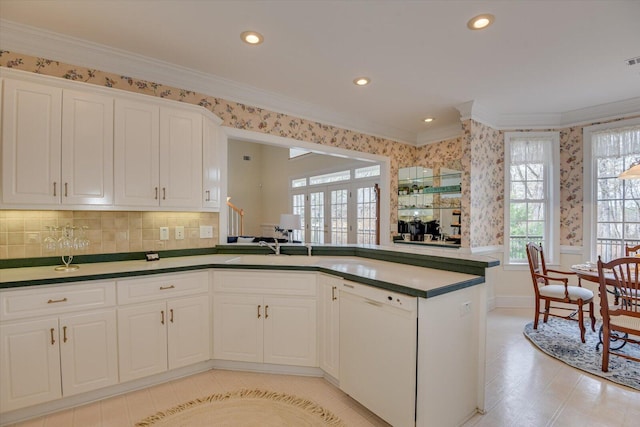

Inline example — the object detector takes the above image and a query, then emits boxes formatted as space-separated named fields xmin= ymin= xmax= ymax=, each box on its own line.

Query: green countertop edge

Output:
xmin=0 ymin=245 xmax=499 ymax=297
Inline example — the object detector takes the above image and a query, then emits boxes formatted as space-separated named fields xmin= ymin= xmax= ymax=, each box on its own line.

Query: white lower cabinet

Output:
xmin=0 ymin=281 xmax=117 ymax=413
xmin=318 ymin=274 xmax=340 ymax=379
xmin=212 ymin=271 xmax=317 ymax=367
xmin=116 ymin=272 xmax=210 ymax=383
xmin=0 ymin=317 xmax=62 ymax=412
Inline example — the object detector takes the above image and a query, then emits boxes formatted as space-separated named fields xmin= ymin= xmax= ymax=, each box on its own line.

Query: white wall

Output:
xmin=227 ymin=140 xmax=264 ymax=236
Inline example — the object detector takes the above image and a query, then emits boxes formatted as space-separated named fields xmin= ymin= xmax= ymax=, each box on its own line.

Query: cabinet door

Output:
xmin=114 ymin=99 xmax=160 ymax=206
xmin=61 ymin=90 xmax=114 ymax=205
xmin=159 ymin=107 xmax=202 ymax=207
xmin=213 ymin=294 xmax=263 ymax=363
xmin=319 ymin=277 xmax=340 ymax=379
xmin=168 ymin=295 xmax=210 ymax=369
xmin=263 ymin=296 xmax=317 ymax=367
xmin=117 ymin=302 xmax=167 ymax=382
xmin=0 ymin=318 xmax=61 ymax=412
xmin=2 ymin=79 xmax=62 ymax=205
xmin=202 ymin=116 xmax=222 ymax=210
xmin=59 ymin=310 xmax=118 ymax=397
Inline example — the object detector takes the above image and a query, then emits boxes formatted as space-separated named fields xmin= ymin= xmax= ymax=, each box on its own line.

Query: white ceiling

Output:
xmin=1 ymin=0 xmax=639 ymax=145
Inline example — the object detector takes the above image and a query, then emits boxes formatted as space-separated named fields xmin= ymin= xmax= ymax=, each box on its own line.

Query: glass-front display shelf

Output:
xmin=398 ymin=171 xmax=461 ymax=213
xmin=398 ymin=167 xmax=462 ymax=243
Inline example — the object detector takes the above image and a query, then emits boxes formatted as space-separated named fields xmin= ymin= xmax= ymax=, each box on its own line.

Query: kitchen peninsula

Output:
xmin=0 ymin=245 xmax=498 ymax=427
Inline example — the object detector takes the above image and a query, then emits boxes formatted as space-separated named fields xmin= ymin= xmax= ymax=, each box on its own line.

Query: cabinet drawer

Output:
xmin=117 ymin=271 xmax=208 ymax=304
xmin=0 ymin=281 xmax=116 ymax=321
xmin=213 ymin=270 xmax=316 ymax=296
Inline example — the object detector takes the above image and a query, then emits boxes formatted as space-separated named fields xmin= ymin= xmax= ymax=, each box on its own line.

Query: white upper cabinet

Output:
xmin=202 ymin=116 xmax=222 ymax=210
xmin=1 ymin=79 xmax=114 ymax=206
xmin=1 ymin=68 xmax=222 ymax=211
xmin=159 ymin=106 xmax=202 ymax=208
xmin=2 ymin=79 xmax=63 ymax=205
xmin=114 ymin=101 xmax=203 ymax=209
xmin=61 ymin=90 xmax=114 ymax=205
xmin=114 ymin=99 xmax=160 ymax=207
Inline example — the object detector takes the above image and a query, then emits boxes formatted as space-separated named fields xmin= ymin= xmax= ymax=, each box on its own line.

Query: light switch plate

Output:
xmin=175 ymin=226 xmax=185 ymax=240
xmin=160 ymin=227 xmax=169 ymax=240
xmin=200 ymin=225 xmax=213 ymax=238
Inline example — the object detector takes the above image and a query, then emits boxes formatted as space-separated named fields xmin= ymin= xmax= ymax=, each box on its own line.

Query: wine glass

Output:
xmin=43 ymin=226 xmax=58 ymax=252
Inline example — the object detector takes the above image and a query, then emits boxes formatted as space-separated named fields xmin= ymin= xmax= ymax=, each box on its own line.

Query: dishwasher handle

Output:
xmin=365 ymin=299 xmax=383 ymax=307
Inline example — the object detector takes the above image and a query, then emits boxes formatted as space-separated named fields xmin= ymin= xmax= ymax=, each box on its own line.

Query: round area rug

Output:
xmin=523 ymin=318 xmax=640 ymax=391
xmin=135 ymin=388 xmax=346 ymax=426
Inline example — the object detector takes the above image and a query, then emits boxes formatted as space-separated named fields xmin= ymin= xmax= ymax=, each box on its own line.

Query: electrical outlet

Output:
xmin=200 ymin=225 xmax=213 ymax=238
xmin=159 ymin=227 xmax=169 ymax=240
xmin=175 ymin=226 xmax=185 ymax=240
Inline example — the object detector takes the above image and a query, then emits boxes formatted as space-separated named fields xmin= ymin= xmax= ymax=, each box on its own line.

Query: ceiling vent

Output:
xmin=626 ymin=56 xmax=640 ymax=66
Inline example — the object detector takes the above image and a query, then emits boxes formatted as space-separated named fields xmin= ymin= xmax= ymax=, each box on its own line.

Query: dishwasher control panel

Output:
xmin=339 ymin=280 xmax=417 ymax=311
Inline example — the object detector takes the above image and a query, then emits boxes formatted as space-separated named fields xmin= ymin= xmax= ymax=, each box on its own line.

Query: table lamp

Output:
xmin=279 ymin=214 xmax=301 ymax=243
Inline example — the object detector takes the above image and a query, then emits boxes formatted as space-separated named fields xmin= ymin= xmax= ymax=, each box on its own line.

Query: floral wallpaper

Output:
xmin=560 ymin=126 xmax=584 ymax=245
xmin=467 ymin=120 xmax=504 ymax=248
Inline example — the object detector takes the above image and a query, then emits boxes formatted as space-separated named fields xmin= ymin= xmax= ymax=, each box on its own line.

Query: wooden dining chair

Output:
xmin=526 ymin=242 xmax=596 ymax=342
xmin=624 ymin=243 xmax=640 ymax=256
xmin=596 ymin=256 xmax=640 ymax=372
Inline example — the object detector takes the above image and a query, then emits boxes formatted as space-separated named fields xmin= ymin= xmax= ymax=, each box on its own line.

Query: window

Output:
xmin=291 ymin=178 xmax=307 ymax=188
xmin=309 ymin=170 xmax=351 ymax=185
xmin=504 ymin=132 xmax=560 ymax=265
xmin=355 ymin=164 xmax=380 ymax=179
xmin=330 ymin=187 xmax=349 ymax=244
xmin=356 ymin=185 xmax=378 ymax=244
xmin=584 ymin=119 xmax=640 ymax=261
xmin=291 ymin=192 xmax=306 ymax=242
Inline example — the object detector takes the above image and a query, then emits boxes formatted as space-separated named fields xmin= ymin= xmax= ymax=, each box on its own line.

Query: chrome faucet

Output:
xmin=259 ymin=240 xmax=280 ymax=255
xmin=306 ymin=244 xmax=313 ymax=256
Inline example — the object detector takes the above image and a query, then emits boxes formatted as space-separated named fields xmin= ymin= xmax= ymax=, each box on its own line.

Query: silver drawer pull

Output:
xmin=159 ymin=285 xmax=175 ymax=290
xmin=48 ymin=297 xmax=68 ymax=304
xmin=343 ymin=283 xmax=354 ymax=289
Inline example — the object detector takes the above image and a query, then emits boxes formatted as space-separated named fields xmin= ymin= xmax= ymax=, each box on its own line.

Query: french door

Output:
xmin=292 ymin=180 xmax=378 ymax=244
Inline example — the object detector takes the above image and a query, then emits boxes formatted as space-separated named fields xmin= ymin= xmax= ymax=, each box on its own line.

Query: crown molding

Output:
xmin=558 ymin=97 xmax=640 ymax=128
xmin=455 ymin=100 xmax=501 ymax=129
xmin=0 ymin=19 xmax=416 ymax=145
xmin=416 ymin=123 xmax=463 ymax=146
xmin=457 ymin=98 xmax=640 ymax=131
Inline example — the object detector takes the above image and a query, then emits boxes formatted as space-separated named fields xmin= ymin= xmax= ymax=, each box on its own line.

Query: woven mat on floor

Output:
xmin=135 ymin=388 xmax=346 ymax=426
xmin=524 ymin=318 xmax=640 ymax=391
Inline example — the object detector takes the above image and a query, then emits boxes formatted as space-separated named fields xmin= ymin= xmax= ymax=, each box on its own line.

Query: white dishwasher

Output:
xmin=339 ymin=281 xmax=417 ymax=427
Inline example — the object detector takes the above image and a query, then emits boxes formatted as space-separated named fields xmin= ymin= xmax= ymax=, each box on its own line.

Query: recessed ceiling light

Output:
xmin=467 ymin=14 xmax=494 ymax=30
xmin=353 ymin=77 xmax=371 ymax=86
xmin=424 ymin=117 xmax=434 ymax=123
xmin=241 ymin=31 xmax=264 ymax=45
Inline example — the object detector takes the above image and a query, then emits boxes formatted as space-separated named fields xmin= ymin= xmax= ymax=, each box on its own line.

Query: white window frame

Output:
xmin=504 ymin=131 xmax=560 ymax=266
xmin=583 ymin=117 xmax=640 ymax=262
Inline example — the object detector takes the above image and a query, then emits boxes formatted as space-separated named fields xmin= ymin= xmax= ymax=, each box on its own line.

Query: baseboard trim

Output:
xmin=493 ymin=296 xmax=534 ymax=308
xmin=211 ymin=360 xmax=324 ymax=377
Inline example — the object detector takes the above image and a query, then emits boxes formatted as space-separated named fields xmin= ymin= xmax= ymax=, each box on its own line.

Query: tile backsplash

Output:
xmin=0 ymin=210 xmax=219 ymax=260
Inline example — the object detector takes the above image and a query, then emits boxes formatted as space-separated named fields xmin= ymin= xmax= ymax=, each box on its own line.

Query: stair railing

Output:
xmin=227 ymin=197 xmax=245 ymax=236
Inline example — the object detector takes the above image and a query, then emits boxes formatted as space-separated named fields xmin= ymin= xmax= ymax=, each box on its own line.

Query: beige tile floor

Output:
xmin=5 ymin=308 xmax=639 ymax=427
